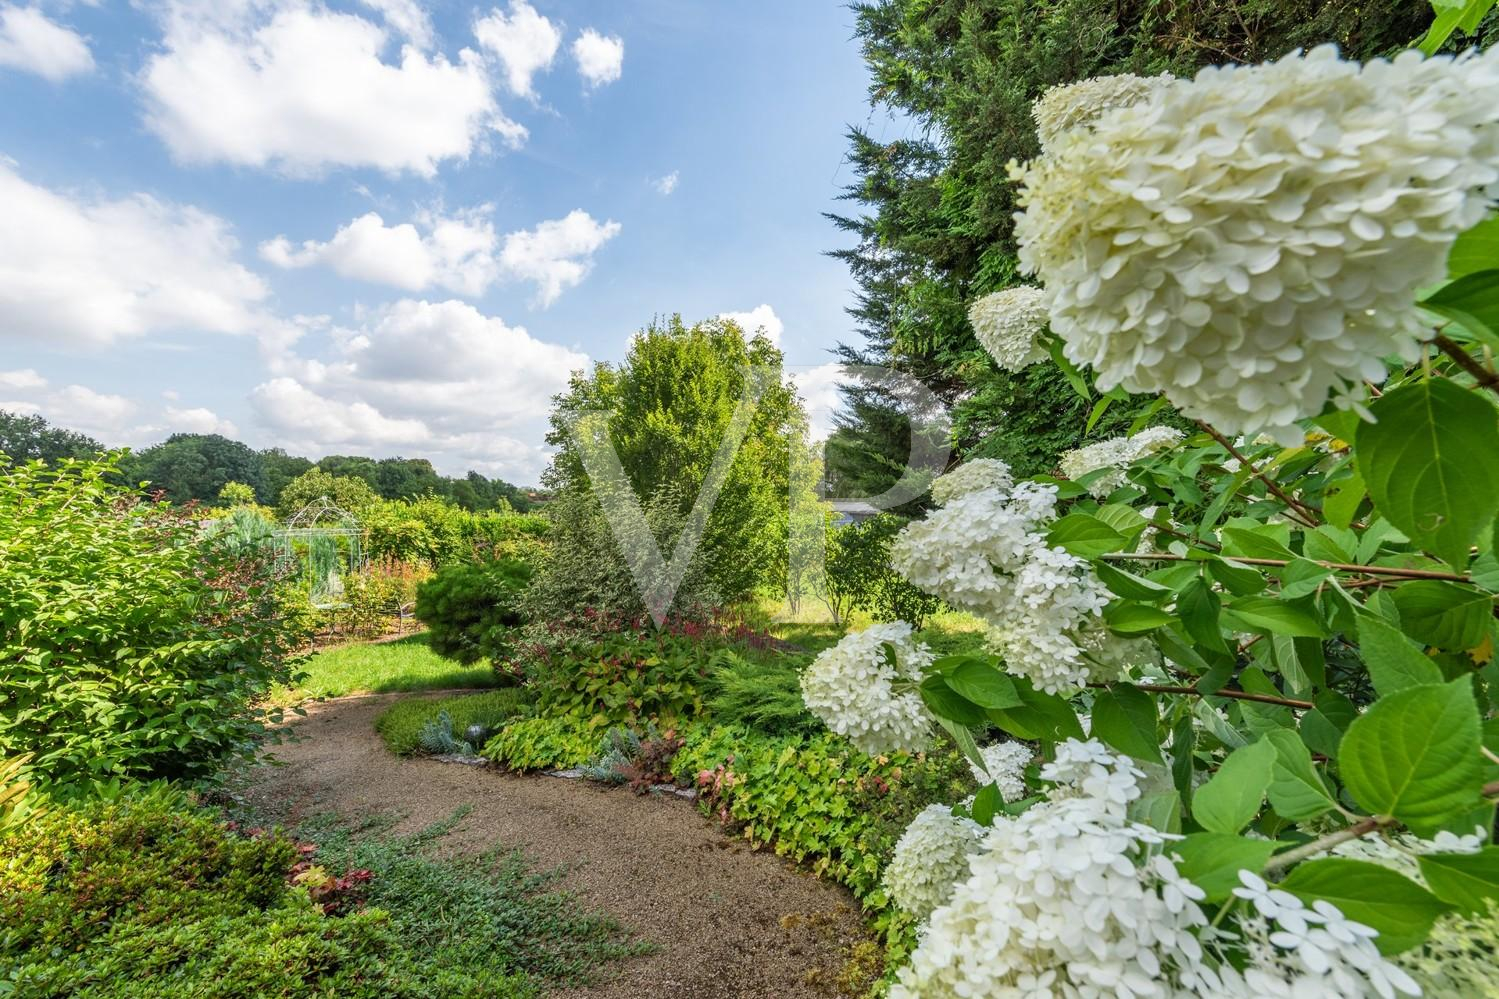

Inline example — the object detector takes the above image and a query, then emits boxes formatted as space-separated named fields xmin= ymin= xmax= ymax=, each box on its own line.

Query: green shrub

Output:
xmin=2 ymin=792 xmax=639 ymax=998
xmin=0 ymin=789 xmax=404 ymax=999
xmin=702 ymin=653 xmax=823 ymax=737
xmin=825 ymin=515 xmax=943 ymax=628
xmin=375 ymin=690 xmax=534 ymax=757
xmin=524 ymin=627 xmax=710 ymax=732
xmin=482 ymin=716 xmax=601 ymax=771
xmin=415 ymin=558 xmax=533 ymax=667
xmin=337 ymin=558 xmax=432 ymax=637
xmin=0 ymin=457 xmax=304 ymax=796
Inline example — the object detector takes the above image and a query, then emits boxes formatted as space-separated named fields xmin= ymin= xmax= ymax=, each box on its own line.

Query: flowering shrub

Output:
xmin=803 ymin=34 xmax=1499 ymax=997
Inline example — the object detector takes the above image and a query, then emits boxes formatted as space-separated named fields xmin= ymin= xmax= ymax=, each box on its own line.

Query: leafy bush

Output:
xmin=415 ymin=558 xmax=533 ymax=668
xmin=2 ymin=791 xmax=639 ymax=998
xmin=0 ymin=458 xmax=304 ymax=796
xmin=825 ymin=515 xmax=943 ymax=628
xmin=362 ymin=496 xmax=550 ymax=570
xmin=482 ymin=716 xmax=600 ymax=771
xmin=375 ymin=690 xmax=533 ymax=757
xmin=523 ymin=626 xmax=712 ymax=731
xmin=702 ymin=653 xmax=824 ymax=737
xmin=521 ymin=485 xmax=723 ymax=623
xmin=338 ymin=558 xmax=432 ymax=637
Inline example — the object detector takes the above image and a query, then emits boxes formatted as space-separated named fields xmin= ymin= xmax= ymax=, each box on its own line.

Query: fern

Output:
xmin=703 ymin=653 xmax=823 ymax=737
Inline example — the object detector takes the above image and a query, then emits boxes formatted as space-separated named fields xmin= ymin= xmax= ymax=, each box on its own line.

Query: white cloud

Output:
xmin=571 ymin=27 xmax=621 ymax=88
xmin=653 ymin=170 xmax=679 ymax=195
xmin=261 ymin=209 xmax=499 ymax=296
xmin=355 ymin=0 xmax=432 ymax=49
xmin=141 ymin=1 xmax=522 ymax=176
xmin=165 ymin=405 xmax=238 ymax=436
xmin=473 ymin=0 xmax=559 ymax=98
xmin=788 ymin=363 xmax=845 ymax=441
xmin=251 ymin=298 xmax=588 ymax=479
xmin=44 ymin=384 xmax=138 ymax=430
xmin=0 ymin=368 xmax=46 ymax=390
xmin=0 ymin=160 xmax=269 ymax=346
xmin=719 ymin=304 xmax=784 ymax=346
xmin=261 ymin=206 xmax=618 ymax=304
xmin=0 ymin=5 xmax=93 ymax=81
xmin=498 ymin=210 xmax=620 ymax=306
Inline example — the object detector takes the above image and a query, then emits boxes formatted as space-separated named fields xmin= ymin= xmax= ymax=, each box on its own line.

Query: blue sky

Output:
xmin=0 ymin=0 xmax=892 ymax=483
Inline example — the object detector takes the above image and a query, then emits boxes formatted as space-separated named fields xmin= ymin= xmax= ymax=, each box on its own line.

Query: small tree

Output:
xmin=217 ymin=481 xmax=257 ymax=507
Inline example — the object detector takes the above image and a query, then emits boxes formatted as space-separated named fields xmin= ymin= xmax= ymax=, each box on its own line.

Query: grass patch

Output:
xmin=375 ymin=689 xmax=534 ymax=756
xmin=271 ymin=633 xmax=500 ymax=706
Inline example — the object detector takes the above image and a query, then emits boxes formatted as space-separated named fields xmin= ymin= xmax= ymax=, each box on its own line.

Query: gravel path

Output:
xmin=239 ymin=695 xmax=870 ymax=999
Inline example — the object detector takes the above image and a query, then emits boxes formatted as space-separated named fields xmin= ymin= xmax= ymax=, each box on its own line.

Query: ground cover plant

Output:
xmin=375 ymin=689 xmax=533 ymax=757
xmin=0 ymin=789 xmax=641 ymax=998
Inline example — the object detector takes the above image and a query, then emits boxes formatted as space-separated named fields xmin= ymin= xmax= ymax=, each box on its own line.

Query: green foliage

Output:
xmin=539 ymin=315 xmax=802 ymax=615
xmin=2 ymin=791 xmax=638 ymax=997
xmin=291 ymin=811 xmax=645 ymax=989
xmin=702 ymin=654 xmax=824 ymax=737
xmin=1356 ymin=378 xmax=1499 ymax=568
xmin=523 ymin=627 xmax=712 ymax=732
xmin=216 ymin=480 xmax=258 ymax=506
xmin=0 ymin=458 xmax=303 ymax=795
xmin=0 ymin=410 xmax=101 ymax=464
xmin=124 ymin=434 xmax=270 ymax=505
xmin=415 ymin=558 xmax=534 ymax=667
xmin=276 ymin=467 xmax=381 ymax=518
xmin=375 ymin=690 xmax=534 ymax=757
xmin=336 ymin=558 xmax=432 ymax=638
xmin=361 ymin=495 xmax=547 ymax=569
xmin=483 ymin=715 xmax=600 ymax=771
xmin=520 ymin=485 xmax=721 ymax=622
xmin=825 ymin=514 xmax=943 ymax=627
xmin=677 ymin=725 xmax=973 ymax=960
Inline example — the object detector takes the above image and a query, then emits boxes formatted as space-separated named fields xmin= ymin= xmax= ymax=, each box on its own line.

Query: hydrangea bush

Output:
xmin=806 ymin=28 xmax=1499 ymax=997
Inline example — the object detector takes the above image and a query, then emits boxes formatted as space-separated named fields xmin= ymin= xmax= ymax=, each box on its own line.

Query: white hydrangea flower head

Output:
xmin=929 ymin=457 xmax=1014 ymax=506
xmin=890 ymin=480 xmax=1060 ymax=618
xmin=1059 ymin=426 xmax=1185 ymax=498
xmin=884 ymin=804 xmax=985 ymax=921
xmin=799 ymin=622 xmax=936 ymax=754
xmin=969 ymin=740 xmax=1032 ymax=801
xmin=967 ymin=287 xmax=1050 ymax=371
xmin=1329 ymin=825 xmax=1487 ymax=880
xmin=1032 ymin=72 xmax=1171 ymax=149
xmin=891 ymin=739 xmax=1223 ymax=998
xmin=1013 ymin=45 xmax=1499 ymax=441
xmin=1224 ymin=871 xmax=1421 ymax=998
xmin=892 ymin=471 xmax=1142 ymax=692
xmin=984 ymin=547 xmax=1131 ymax=693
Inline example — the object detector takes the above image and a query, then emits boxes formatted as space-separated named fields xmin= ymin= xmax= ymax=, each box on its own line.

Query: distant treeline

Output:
xmin=0 ymin=410 xmax=534 ymax=512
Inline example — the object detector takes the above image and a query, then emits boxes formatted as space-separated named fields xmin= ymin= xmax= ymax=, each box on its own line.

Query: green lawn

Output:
xmin=270 ymin=633 xmax=500 ymax=706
